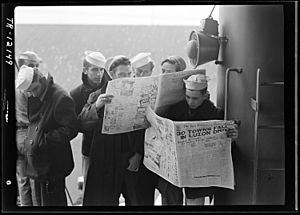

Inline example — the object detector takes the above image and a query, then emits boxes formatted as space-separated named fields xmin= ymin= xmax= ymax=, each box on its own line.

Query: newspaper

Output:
xmin=144 ymin=107 xmax=235 ymax=189
xmin=102 ymin=69 xmax=205 ymax=134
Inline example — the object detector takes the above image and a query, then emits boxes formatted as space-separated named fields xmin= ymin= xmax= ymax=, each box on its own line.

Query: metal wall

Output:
xmin=216 ymin=5 xmax=284 ymax=205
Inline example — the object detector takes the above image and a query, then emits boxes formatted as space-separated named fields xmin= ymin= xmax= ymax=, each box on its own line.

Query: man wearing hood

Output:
xmin=15 ymin=65 xmax=78 ymax=206
xmin=70 ymin=51 xmax=111 ymax=193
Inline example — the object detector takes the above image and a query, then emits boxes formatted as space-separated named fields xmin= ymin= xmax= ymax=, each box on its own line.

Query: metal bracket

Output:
xmin=250 ymin=98 xmax=258 ymax=112
xmin=218 ymin=36 xmax=229 ymax=43
xmin=215 ymin=36 xmax=229 ymax=65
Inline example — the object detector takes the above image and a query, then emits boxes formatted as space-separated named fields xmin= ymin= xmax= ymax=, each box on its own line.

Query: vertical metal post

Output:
xmin=252 ymin=68 xmax=261 ymax=205
xmin=224 ymin=67 xmax=243 ymax=120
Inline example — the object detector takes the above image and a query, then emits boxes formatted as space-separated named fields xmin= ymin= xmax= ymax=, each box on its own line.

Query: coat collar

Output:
xmin=38 ymin=73 xmax=53 ymax=102
xmin=186 ymin=99 xmax=212 ymax=118
xmin=81 ymin=70 xmax=111 ymax=93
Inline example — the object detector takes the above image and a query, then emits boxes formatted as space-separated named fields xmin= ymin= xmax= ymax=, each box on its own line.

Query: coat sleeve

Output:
xmin=210 ymin=106 xmax=237 ymax=148
xmin=77 ymin=86 xmax=107 ymax=132
xmin=77 ymin=102 xmax=104 ymax=131
xmin=70 ymin=88 xmax=83 ymax=116
xmin=214 ymin=107 xmax=224 ymax=120
xmin=70 ymin=88 xmax=97 ymax=133
xmin=15 ymin=89 xmax=29 ymax=125
xmin=45 ymin=95 xmax=79 ymax=143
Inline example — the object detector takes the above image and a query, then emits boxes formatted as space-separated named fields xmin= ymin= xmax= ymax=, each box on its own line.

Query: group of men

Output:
xmin=15 ymin=50 xmax=238 ymax=206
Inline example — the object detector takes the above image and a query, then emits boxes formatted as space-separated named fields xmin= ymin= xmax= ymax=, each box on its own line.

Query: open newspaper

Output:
xmin=102 ymin=69 xmax=205 ymax=134
xmin=144 ymin=106 xmax=235 ymax=189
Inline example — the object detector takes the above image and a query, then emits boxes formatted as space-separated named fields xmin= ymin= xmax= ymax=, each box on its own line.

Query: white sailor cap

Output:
xmin=130 ymin=52 xmax=152 ymax=68
xmin=84 ymin=50 xmax=106 ymax=68
xmin=184 ymin=74 xmax=208 ymax=90
xmin=15 ymin=65 xmax=34 ymax=91
xmin=19 ymin=51 xmax=43 ymax=63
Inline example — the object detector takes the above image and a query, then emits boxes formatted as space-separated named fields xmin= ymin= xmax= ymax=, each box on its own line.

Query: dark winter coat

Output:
xmin=79 ymin=84 xmax=143 ymax=206
xmin=158 ymin=99 xmax=224 ymax=199
xmin=70 ymin=71 xmax=111 ymax=156
xmin=24 ymin=73 xmax=78 ymax=181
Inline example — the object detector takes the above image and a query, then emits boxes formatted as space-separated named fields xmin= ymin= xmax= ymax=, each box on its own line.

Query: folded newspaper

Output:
xmin=102 ymin=69 xmax=205 ymax=134
xmin=144 ymin=106 xmax=235 ymax=189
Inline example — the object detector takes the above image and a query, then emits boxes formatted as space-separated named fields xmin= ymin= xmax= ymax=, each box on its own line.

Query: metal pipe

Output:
xmin=208 ymin=5 xmax=216 ymax=18
xmin=252 ymin=68 xmax=261 ymax=205
xmin=224 ymin=67 xmax=243 ymax=120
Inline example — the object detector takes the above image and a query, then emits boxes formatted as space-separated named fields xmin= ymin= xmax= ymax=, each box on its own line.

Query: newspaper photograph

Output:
xmin=102 ymin=69 xmax=205 ymax=134
xmin=144 ymin=107 xmax=235 ymax=189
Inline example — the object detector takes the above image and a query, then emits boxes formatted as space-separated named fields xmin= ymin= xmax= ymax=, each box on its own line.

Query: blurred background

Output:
xmin=15 ymin=5 xmax=220 ymax=205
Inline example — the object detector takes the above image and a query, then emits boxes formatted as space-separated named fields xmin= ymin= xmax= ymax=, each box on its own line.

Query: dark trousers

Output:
xmin=83 ymin=165 xmax=138 ymax=206
xmin=135 ymin=164 xmax=158 ymax=205
xmin=158 ymin=178 xmax=183 ymax=205
xmin=121 ymin=170 xmax=139 ymax=206
xmin=38 ymin=177 xmax=67 ymax=206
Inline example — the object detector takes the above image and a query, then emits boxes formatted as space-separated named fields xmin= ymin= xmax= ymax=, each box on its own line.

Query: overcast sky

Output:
xmin=15 ymin=5 xmax=219 ymax=26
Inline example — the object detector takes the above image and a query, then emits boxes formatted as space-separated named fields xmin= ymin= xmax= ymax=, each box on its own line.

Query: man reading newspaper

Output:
xmin=147 ymin=74 xmax=239 ymax=205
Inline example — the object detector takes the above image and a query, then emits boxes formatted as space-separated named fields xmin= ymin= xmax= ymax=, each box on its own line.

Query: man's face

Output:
xmin=161 ymin=62 xmax=177 ymax=74
xmin=114 ymin=65 xmax=132 ymax=79
xmin=23 ymin=59 xmax=39 ymax=69
xmin=185 ymin=89 xmax=206 ymax=109
xmin=134 ymin=63 xmax=153 ymax=77
xmin=85 ymin=65 xmax=105 ymax=85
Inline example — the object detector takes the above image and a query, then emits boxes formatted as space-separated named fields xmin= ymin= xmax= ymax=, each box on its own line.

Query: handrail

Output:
xmin=260 ymin=82 xmax=284 ymax=86
xmin=252 ymin=68 xmax=261 ymax=205
xmin=224 ymin=67 xmax=243 ymax=120
xmin=251 ymin=68 xmax=285 ymax=204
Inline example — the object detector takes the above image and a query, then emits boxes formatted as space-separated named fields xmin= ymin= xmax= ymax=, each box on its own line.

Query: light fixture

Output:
xmin=186 ymin=5 xmax=228 ymax=68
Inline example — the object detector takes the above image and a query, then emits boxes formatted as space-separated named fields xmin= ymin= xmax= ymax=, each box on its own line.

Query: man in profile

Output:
xmin=15 ymin=65 xmax=78 ymax=206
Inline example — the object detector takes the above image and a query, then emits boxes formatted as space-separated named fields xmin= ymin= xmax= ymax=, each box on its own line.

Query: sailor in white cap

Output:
xmin=130 ymin=52 xmax=154 ymax=77
xmin=126 ymin=52 xmax=156 ymax=205
xmin=183 ymin=74 xmax=210 ymax=109
xmin=15 ymin=65 xmax=35 ymax=91
xmin=17 ymin=51 xmax=43 ymax=69
xmin=157 ymin=73 xmax=239 ymax=206
xmin=70 ymin=50 xmax=112 ymax=195
xmin=82 ymin=50 xmax=108 ymax=88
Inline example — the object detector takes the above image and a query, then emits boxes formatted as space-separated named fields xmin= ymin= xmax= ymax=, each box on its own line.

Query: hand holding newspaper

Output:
xmin=143 ymin=106 xmax=235 ymax=189
xmin=102 ymin=69 xmax=205 ymax=134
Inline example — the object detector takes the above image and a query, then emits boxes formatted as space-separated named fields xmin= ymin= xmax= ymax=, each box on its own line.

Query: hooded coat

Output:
xmin=70 ymin=70 xmax=111 ymax=156
xmin=25 ymin=73 xmax=78 ymax=180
